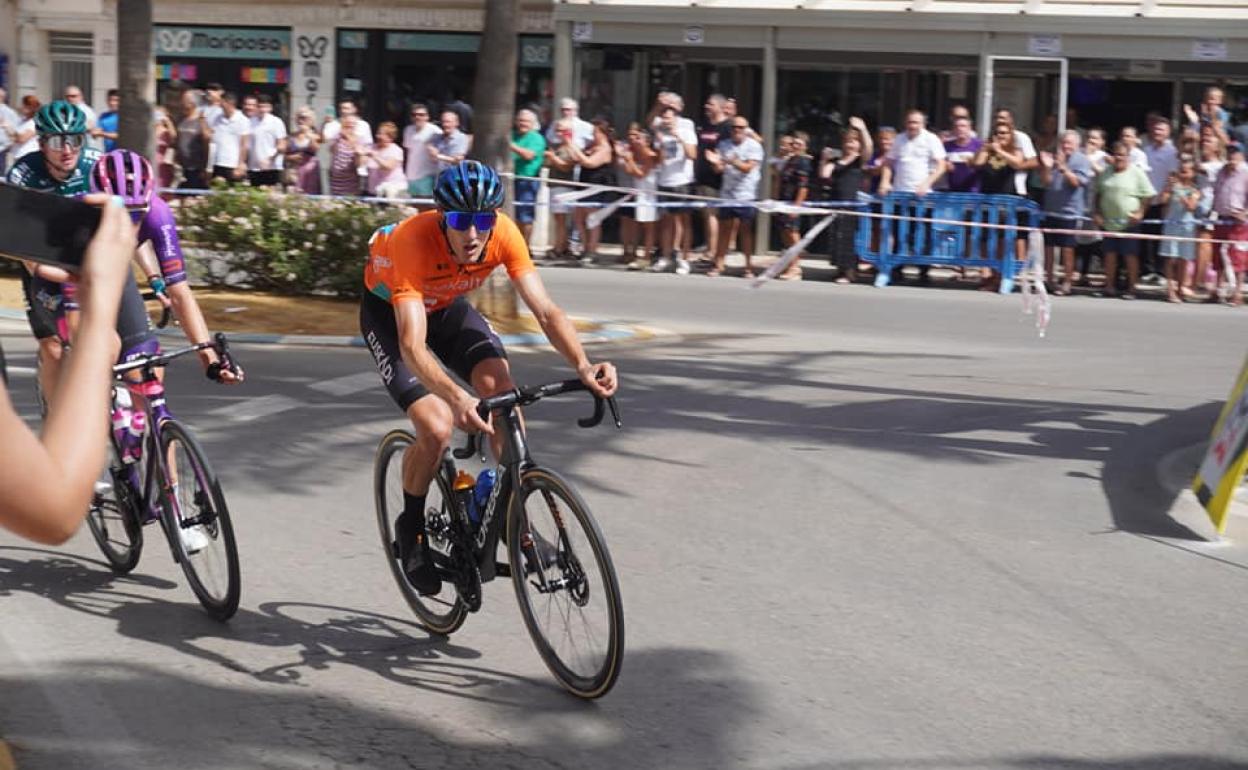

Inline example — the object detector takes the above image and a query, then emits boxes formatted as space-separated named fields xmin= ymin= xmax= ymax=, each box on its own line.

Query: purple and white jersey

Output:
xmin=139 ymin=196 xmax=188 ymax=286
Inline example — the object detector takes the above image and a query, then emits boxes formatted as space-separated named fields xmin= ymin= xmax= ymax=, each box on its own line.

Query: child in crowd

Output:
xmin=1158 ymin=157 xmax=1202 ymax=303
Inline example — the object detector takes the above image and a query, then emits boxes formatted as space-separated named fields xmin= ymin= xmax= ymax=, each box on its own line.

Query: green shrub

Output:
xmin=175 ymin=181 xmax=412 ymax=297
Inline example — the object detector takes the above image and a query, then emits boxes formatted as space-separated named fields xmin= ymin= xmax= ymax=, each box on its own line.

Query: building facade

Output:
xmin=1 ymin=0 xmax=554 ymax=130
xmin=552 ymin=0 xmax=1248 ymax=149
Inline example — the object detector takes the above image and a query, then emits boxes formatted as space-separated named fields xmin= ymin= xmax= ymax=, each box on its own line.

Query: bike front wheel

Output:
xmin=85 ymin=453 xmax=144 ymax=574
xmin=507 ymin=467 xmax=624 ymax=699
xmin=374 ymin=430 xmax=467 ymax=636
xmin=161 ymin=420 xmax=241 ymax=621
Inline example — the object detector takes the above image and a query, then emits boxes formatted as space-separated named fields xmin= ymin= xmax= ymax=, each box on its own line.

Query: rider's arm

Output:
xmin=513 ymin=271 xmax=617 ymax=398
xmin=0 ymin=198 xmax=131 ymax=544
xmin=394 ymin=299 xmax=487 ymax=429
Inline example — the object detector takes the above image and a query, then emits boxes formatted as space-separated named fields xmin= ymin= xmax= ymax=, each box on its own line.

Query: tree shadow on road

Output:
xmin=0 ymin=548 xmax=761 ymax=760
xmin=1 ymin=642 xmax=758 ymax=770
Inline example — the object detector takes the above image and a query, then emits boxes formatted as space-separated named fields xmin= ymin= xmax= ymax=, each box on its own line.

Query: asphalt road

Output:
xmin=1 ymin=267 xmax=1246 ymax=770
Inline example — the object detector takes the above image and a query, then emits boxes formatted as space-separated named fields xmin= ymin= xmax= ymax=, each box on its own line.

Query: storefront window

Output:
xmin=154 ymin=25 xmax=291 ymax=118
xmin=335 ymin=30 xmax=553 ymax=132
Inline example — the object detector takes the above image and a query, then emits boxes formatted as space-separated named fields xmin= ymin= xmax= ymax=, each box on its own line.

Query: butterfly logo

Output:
xmin=297 ymin=35 xmax=328 ymax=60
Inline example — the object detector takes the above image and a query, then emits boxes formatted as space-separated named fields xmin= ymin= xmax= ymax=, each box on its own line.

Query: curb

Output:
xmin=0 ymin=308 xmax=657 ymax=349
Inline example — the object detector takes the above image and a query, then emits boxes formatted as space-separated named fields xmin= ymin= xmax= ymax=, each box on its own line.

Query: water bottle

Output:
xmin=453 ymin=469 xmax=477 ymax=527
xmin=110 ymin=388 xmax=132 ymax=448
xmin=473 ymin=469 xmax=497 ymax=527
xmin=122 ymin=411 xmax=146 ymax=465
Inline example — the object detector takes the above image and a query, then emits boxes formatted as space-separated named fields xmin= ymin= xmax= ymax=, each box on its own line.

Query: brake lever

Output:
xmin=451 ymin=431 xmax=481 ymax=460
xmin=606 ymin=396 xmax=622 ymax=429
xmin=157 ymin=303 xmax=173 ymax=329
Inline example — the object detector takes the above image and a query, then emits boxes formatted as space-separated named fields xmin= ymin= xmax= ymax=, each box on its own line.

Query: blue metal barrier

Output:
xmin=855 ymin=192 xmax=1043 ymax=294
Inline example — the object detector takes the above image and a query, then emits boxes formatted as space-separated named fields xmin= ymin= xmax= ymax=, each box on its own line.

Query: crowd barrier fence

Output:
xmin=856 ymin=192 xmax=1044 ymax=294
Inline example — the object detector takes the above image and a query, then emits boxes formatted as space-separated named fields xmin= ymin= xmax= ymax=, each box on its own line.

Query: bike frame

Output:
xmin=447 ymin=402 xmax=533 ymax=584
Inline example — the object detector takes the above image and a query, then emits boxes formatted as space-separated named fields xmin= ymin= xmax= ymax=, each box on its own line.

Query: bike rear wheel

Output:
xmin=374 ymin=430 xmax=467 ymax=636
xmin=85 ymin=452 xmax=144 ymax=574
xmin=161 ymin=420 xmax=241 ymax=621
xmin=507 ymin=467 xmax=624 ymax=699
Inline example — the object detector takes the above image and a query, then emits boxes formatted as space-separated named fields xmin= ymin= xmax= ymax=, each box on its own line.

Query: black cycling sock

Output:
xmin=396 ymin=493 xmax=426 ymax=555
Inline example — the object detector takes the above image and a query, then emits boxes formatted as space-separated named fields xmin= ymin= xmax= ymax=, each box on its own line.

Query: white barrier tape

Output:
xmin=1020 ymin=229 xmax=1052 ymax=338
xmin=750 ymin=214 xmax=839 ymax=288
xmin=587 ymin=192 xmax=635 ymax=230
xmin=162 ymin=180 xmax=1248 ymax=250
xmin=552 ymin=184 xmax=616 ymax=204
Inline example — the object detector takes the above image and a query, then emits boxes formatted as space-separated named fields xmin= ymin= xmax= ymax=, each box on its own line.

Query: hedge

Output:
xmin=176 ymin=181 xmax=412 ymax=297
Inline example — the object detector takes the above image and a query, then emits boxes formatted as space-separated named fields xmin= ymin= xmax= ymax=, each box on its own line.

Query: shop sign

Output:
xmin=683 ymin=26 xmax=705 ymax=45
xmin=571 ymin=22 xmax=593 ymax=43
xmin=241 ymin=67 xmax=289 ymax=85
xmin=296 ymin=33 xmax=330 ymax=97
xmin=520 ymin=37 xmax=553 ymax=68
xmin=155 ymin=63 xmax=198 ymax=82
xmin=1192 ymin=38 xmax=1227 ymax=61
xmin=386 ymin=32 xmax=478 ymax=52
xmin=339 ymin=31 xmax=369 ymax=50
xmin=1027 ymin=34 xmax=1061 ymax=56
xmin=154 ymin=26 xmax=290 ymax=61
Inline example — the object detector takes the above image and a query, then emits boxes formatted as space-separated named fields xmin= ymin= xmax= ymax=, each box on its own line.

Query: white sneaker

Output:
xmin=180 ymin=524 xmax=211 ymax=555
xmin=650 ymin=257 xmax=672 ymax=273
xmin=674 ymin=257 xmax=691 ymax=276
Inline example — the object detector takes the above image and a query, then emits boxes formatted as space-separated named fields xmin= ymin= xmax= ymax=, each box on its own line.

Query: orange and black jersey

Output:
xmin=364 ymin=211 xmax=536 ymax=313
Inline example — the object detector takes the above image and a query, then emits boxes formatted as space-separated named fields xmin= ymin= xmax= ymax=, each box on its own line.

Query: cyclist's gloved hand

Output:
xmin=206 ymin=356 xmax=244 ymax=384
xmin=148 ymin=276 xmax=172 ymax=309
xmin=578 ymin=362 xmax=618 ymax=398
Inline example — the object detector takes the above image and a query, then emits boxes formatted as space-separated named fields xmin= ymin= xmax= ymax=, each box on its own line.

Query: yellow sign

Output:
xmin=1193 ymin=354 xmax=1248 ymax=534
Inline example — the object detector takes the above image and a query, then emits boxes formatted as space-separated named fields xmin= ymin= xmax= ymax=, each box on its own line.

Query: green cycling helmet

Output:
xmin=35 ymin=100 xmax=88 ymax=136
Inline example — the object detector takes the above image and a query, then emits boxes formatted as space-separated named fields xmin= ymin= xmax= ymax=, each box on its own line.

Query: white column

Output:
xmin=290 ymin=26 xmax=334 ymax=123
xmin=17 ymin=21 xmax=40 ymax=99
xmin=757 ymin=25 xmax=776 ymax=253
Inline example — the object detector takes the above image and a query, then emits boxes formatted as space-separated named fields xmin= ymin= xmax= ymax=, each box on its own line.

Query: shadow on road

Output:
xmin=0 ymin=548 xmax=762 ymax=769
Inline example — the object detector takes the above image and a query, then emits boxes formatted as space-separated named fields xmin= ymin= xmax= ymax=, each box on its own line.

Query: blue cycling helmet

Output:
xmin=433 ymin=160 xmax=505 ymax=212
xmin=35 ymin=100 xmax=88 ymax=136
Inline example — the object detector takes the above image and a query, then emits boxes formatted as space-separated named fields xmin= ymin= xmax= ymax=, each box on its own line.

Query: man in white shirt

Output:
xmin=651 ymin=105 xmax=699 ymax=275
xmin=707 ymin=116 xmax=765 ymax=279
xmin=322 ymin=99 xmax=372 ymax=145
xmin=1141 ymin=118 xmax=1179 ymax=281
xmin=63 ymin=85 xmax=99 ymax=149
xmin=243 ymin=93 xmax=287 ymax=187
xmin=880 ymin=109 xmax=946 ymax=196
xmin=202 ymin=83 xmax=225 ymax=126
xmin=0 ymin=87 xmax=21 ymax=174
xmin=402 ymin=102 xmax=442 ymax=197
xmin=880 ymin=109 xmax=947 ymax=285
xmin=209 ymin=92 xmax=251 ymax=183
xmin=545 ymin=97 xmax=594 ymax=151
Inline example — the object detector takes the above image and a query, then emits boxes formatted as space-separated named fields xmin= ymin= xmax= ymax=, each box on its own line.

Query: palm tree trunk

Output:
xmin=116 ymin=0 xmax=153 ymax=157
xmin=471 ymin=0 xmax=520 ymax=323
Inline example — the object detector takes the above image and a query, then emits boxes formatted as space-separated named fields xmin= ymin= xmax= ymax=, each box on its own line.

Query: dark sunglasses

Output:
xmin=41 ymin=133 xmax=86 ymax=150
xmin=444 ymin=211 xmax=497 ymax=232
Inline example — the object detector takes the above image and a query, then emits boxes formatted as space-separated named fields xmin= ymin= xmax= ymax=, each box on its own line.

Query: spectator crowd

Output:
xmin=2 ymin=82 xmax=1245 ymax=303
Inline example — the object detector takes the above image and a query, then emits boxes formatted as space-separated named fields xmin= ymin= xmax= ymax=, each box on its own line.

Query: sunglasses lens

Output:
xmin=445 ymin=212 xmax=497 ymax=231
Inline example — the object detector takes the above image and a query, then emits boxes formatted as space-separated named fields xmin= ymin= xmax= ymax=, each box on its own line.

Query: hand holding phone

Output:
xmin=0 ymin=184 xmax=105 ymax=271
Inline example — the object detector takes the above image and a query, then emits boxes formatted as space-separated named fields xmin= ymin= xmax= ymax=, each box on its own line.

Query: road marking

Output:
xmin=4 ymin=365 xmax=35 ymax=377
xmin=307 ymin=371 xmax=379 ymax=397
xmin=207 ymin=394 xmax=302 ymax=423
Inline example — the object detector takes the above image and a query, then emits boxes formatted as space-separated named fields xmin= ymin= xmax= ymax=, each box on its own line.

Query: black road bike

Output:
xmin=373 ymin=379 xmax=625 ymax=699
xmin=86 ymin=333 xmax=242 ymax=620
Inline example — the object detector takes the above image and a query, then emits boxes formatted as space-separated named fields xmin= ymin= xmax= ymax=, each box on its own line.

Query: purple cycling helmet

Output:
xmin=90 ymin=149 xmax=156 ymax=208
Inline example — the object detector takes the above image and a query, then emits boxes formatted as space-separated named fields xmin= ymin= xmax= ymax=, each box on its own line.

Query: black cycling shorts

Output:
xmin=21 ymin=271 xmax=63 ymax=341
xmin=21 ymin=270 xmax=157 ymax=359
xmin=359 ymin=291 xmax=507 ymax=413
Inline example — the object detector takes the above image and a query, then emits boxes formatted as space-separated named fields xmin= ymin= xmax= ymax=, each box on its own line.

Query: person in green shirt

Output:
xmin=510 ymin=109 xmax=547 ymax=243
xmin=1093 ymin=141 xmax=1156 ymax=299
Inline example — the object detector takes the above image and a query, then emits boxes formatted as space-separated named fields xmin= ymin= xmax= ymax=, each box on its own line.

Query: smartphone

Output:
xmin=0 ymin=183 xmax=102 ymax=271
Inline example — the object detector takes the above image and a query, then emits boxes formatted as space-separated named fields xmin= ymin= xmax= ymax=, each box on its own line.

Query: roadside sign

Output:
xmin=1193 ymin=355 xmax=1248 ymax=534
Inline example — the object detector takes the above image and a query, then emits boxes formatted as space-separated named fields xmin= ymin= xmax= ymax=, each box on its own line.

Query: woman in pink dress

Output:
xmin=363 ymin=121 xmax=406 ymax=199
xmin=286 ymin=106 xmax=321 ymax=194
